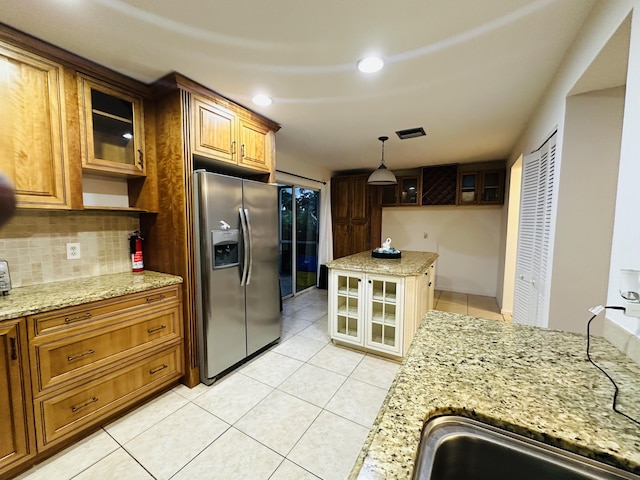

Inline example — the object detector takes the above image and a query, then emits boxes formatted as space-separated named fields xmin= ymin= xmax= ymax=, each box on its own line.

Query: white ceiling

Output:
xmin=0 ymin=0 xmax=597 ymax=173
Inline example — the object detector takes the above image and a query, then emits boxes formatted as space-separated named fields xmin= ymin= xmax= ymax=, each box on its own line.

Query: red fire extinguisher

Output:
xmin=129 ymin=230 xmax=144 ymax=273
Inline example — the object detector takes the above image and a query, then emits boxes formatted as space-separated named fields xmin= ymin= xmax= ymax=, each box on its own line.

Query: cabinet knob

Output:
xmin=241 ymin=143 xmax=245 ymax=158
xmin=368 ymin=280 xmax=372 ymax=284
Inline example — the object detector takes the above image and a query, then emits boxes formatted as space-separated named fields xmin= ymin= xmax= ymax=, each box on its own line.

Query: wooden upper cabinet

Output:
xmin=191 ymin=92 xmax=272 ymax=174
xmin=238 ymin=117 xmax=269 ymax=171
xmin=78 ymin=75 xmax=145 ymax=176
xmin=331 ymin=175 xmax=379 ymax=259
xmin=0 ymin=318 xmax=35 ymax=478
xmin=192 ymin=94 xmax=236 ymax=164
xmin=333 ymin=177 xmax=351 ymax=222
xmin=0 ymin=42 xmax=71 ymax=208
xmin=456 ymin=166 xmax=505 ymax=205
xmin=350 ymin=177 xmax=368 ymax=221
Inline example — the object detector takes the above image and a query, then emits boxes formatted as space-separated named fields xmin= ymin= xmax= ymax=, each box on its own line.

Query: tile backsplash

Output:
xmin=0 ymin=210 xmax=139 ymax=287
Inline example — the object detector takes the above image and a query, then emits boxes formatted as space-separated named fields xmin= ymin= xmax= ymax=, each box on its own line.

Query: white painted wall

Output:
xmin=382 ymin=206 xmax=502 ymax=297
xmin=276 ymin=150 xmax=332 ymax=186
xmin=498 ymin=1 xmax=640 ymax=351
xmin=607 ymin=6 xmax=640 ymax=355
xmin=548 ymin=87 xmax=624 ymax=335
xmin=501 ymin=156 xmax=522 ymax=315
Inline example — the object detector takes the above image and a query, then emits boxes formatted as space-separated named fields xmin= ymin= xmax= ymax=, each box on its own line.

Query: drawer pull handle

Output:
xmin=146 ymin=294 xmax=166 ymax=303
xmin=67 ymin=349 xmax=95 ymax=362
xmin=65 ymin=313 xmax=92 ymax=324
xmin=147 ymin=325 xmax=167 ymax=334
xmin=71 ymin=397 xmax=98 ymax=413
xmin=9 ymin=337 xmax=17 ymax=361
xmin=150 ymin=364 xmax=168 ymax=375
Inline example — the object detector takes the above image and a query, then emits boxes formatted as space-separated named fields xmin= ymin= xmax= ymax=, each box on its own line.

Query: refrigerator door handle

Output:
xmin=244 ymin=208 xmax=254 ymax=285
xmin=239 ymin=207 xmax=250 ymax=286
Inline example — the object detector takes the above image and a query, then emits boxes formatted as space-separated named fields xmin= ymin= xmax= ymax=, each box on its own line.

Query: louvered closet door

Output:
xmin=514 ymin=134 xmax=556 ymax=327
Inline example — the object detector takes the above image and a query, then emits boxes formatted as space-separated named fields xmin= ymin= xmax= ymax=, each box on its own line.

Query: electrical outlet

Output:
xmin=623 ymin=300 xmax=640 ymax=318
xmin=66 ymin=243 xmax=81 ymax=260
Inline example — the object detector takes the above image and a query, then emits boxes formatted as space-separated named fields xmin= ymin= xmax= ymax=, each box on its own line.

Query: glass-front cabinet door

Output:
xmin=78 ymin=75 xmax=145 ymax=176
xmin=331 ymin=271 xmax=364 ymax=345
xmin=365 ymin=275 xmax=403 ymax=355
xmin=458 ymin=172 xmax=477 ymax=204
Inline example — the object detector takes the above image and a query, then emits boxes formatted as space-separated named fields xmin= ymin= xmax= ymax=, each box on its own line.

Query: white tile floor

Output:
xmin=16 ymin=288 xmax=400 ymax=480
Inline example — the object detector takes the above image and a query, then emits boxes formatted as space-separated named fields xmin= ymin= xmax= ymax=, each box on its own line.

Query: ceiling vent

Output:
xmin=395 ymin=127 xmax=426 ymax=139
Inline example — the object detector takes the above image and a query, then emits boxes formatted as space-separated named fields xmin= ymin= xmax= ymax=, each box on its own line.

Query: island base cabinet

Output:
xmin=330 ymin=270 xmax=414 ymax=357
xmin=329 ymin=264 xmax=436 ymax=357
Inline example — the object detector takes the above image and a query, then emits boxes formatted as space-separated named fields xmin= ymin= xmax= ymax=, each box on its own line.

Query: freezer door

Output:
xmin=194 ymin=171 xmax=247 ymax=383
xmin=243 ymin=179 xmax=281 ymax=355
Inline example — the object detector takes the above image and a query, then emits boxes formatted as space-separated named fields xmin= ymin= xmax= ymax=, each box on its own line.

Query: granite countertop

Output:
xmin=326 ymin=251 xmax=438 ymax=277
xmin=352 ymin=311 xmax=640 ymax=479
xmin=0 ymin=271 xmax=183 ymax=321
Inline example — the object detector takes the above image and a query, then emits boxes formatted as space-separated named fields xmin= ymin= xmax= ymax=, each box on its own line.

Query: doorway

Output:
xmin=278 ymin=185 xmax=320 ymax=298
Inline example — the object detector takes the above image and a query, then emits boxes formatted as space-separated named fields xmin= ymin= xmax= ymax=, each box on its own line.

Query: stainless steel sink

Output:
xmin=413 ymin=416 xmax=640 ymax=480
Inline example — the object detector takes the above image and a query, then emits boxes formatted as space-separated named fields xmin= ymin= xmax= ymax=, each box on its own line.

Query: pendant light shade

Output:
xmin=368 ymin=136 xmax=397 ymax=185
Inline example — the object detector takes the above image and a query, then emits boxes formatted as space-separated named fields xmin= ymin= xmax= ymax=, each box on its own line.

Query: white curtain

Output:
xmin=317 ymin=181 xmax=333 ymax=279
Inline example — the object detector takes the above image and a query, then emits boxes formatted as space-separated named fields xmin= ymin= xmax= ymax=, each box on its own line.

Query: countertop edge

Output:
xmin=0 ymin=271 xmax=183 ymax=320
xmin=327 ymin=251 xmax=439 ymax=277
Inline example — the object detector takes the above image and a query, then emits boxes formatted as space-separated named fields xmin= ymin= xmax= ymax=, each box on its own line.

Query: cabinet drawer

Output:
xmin=32 ymin=305 xmax=181 ymax=393
xmin=35 ymin=344 xmax=182 ymax=448
xmin=29 ymin=285 xmax=180 ymax=337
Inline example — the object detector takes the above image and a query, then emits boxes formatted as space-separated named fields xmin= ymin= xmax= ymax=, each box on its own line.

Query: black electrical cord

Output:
xmin=586 ymin=306 xmax=640 ymax=426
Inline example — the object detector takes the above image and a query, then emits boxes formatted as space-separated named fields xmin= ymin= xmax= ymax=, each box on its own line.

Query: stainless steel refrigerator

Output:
xmin=193 ymin=170 xmax=281 ymax=385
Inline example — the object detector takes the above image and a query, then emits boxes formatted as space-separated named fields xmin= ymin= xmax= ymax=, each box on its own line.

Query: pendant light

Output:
xmin=367 ymin=136 xmax=397 ymax=185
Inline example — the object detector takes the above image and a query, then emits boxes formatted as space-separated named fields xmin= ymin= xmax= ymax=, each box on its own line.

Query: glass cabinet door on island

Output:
xmin=365 ymin=276 xmax=403 ymax=355
xmin=78 ymin=75 xmax=145 ymax=176
xmin=331 ymin=271 xmax=364 ymax=345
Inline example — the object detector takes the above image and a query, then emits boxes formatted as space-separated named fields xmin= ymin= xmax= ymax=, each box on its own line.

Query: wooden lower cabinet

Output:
xmin=31 ymin=303 xmax=181 ymax=393
xmin=0 ymin=318 xmax=35 ymax=479
xmin=34 ymin=344 xmax=181 ymax=448
xmin=0 ymin=285 xmax=184 ymax=477
xmin=28 ymin=285 xmax=183 ymax=451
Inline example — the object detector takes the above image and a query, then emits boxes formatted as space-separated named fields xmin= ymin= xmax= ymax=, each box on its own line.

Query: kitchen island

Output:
xmin=326 ymin=251 xmax=438 ymax=357
xmin=351 ymin=311 xmax=640 ymax=479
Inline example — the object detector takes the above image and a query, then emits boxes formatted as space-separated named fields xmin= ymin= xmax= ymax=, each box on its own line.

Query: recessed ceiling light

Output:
xmin=122 ymin=133 xmax=133 ymax=140
xmin=357 ymin=56 xmax=384 ymax=73
xmin=252 ymin=94 xmax=272 ymax=106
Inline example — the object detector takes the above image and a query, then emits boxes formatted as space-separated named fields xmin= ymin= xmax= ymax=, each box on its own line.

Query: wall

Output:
xmin=276 ymin=150 xmax=332 ymax=185
xmin=501 ymin=156 xmax=522 ymax=314
xmin=548 ymin=87 xmax=624 ymax=335
xmin=497 ymin=1 xmax=640 ymax=356
xmin=0 ymin=210 xmax=139 ymax=287
xmin=382 ymin=206 xmax=502 ymax=297
xmin=607 ymin=4 xmax=640 ymax=360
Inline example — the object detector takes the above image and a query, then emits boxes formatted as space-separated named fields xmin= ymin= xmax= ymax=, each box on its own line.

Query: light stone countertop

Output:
xmin=351 ymin=310 xmax=640 ymax=479
xmin=326 ymin=251 xmax=438 ymax=276
xmin=0 ymin=271 xmax=183 ymax=320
